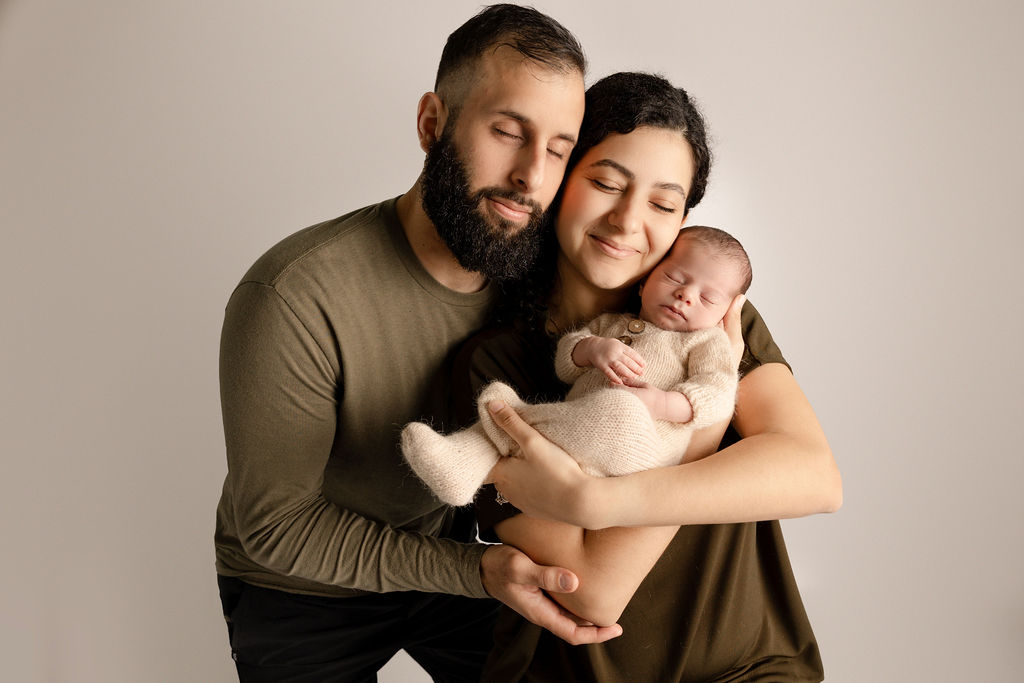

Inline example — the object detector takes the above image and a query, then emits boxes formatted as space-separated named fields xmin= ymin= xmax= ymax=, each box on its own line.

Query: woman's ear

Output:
xmin=416 ymin=92 xmax=449 ymax=153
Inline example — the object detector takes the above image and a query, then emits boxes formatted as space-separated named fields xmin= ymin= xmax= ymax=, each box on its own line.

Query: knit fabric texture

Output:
xmin=402 ymin=314 xmax=737 ymax=506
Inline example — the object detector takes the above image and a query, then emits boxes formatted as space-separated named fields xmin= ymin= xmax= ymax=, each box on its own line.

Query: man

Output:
xmin=215 ymin=5 xmax=616 ymax=681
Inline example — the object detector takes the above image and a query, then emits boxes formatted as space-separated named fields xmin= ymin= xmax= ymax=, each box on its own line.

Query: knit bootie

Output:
xmin=475 ymin=381 xmax=528 ymax=456
xmin=401 ymin=421 xmax=499 ymax=507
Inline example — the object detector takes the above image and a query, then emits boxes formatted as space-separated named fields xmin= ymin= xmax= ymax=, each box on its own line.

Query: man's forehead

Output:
xmin=462 ymin=50 xmax=584 ymax=128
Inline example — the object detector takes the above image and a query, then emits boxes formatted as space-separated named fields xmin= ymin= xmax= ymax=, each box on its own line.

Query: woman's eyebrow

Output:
xmin=591 ymin=158 xmax=633 ymax=178
xmin=590 ymin=159 xmax=686 ymax=198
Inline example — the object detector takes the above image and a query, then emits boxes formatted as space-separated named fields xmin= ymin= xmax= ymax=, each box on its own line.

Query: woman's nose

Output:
xmin=608 ymin=196 xmax=642 ymax=233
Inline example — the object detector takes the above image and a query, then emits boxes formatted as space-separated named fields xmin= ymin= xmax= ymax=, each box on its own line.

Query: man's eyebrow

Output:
xmin=591 ymin=159 xmax=687 ymax=198
xmin=497 ymin=110 xmax=577 ymax=145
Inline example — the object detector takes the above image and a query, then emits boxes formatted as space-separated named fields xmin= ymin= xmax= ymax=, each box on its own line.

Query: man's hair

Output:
xmin=568 ymin=72 xmax=712 ymax=215
xmin=677 ymin=225 xmax=753 ymax=294
xmin=434 ymin=4 xmax=586 ymax=110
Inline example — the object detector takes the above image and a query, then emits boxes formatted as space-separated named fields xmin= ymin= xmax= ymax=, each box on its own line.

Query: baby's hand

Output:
xmin=572 ymin=337 xmax=646 ymax=385
xmin=617 ymin=380 xmax=694 ymax=423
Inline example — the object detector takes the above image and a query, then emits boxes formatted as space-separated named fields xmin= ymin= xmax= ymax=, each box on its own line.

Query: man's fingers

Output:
xmin=541 ymin=606 xmax=623 ymax=645
xmin=508 ymin=552 xmax=579 ymax=593
xmin=544 ymin=616 xmax=623 ymax=645
xmin=539 ymin=565 xmax=578 ymax=594
xmin=482 ymin=546 xmax=621 ymax=645
xmin=520 ymin=592 xmax=622 ymax=645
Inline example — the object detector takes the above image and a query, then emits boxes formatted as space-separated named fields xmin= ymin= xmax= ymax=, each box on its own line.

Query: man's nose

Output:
xmin=512 ymin=143 xmax=546 ymax=194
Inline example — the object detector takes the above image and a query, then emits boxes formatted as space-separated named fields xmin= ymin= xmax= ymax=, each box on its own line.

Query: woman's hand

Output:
xmin=486 ymin=400 xmax=607 ymax=529
xmin=720 ymin=294 xmax=746 ymax=368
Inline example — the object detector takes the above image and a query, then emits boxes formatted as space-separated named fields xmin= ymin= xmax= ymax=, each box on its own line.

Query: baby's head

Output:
xmin=639 ymin=226 xmax=752 ymax=332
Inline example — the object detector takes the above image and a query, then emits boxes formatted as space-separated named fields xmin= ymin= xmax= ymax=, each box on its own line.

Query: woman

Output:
xmin=452 ymin=72 xmax=841 ymax=681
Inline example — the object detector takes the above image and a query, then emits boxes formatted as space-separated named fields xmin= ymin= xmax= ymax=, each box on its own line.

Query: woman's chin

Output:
xmin=583 ymin=268 xmax=641 ymax=294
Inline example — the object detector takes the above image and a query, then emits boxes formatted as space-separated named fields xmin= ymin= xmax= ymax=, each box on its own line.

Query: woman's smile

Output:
xmin=589 ymin=233 xmax=640 ymax=259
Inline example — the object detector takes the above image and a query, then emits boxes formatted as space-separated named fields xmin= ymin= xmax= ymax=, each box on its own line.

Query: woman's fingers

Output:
xmin=723 ymin=294 xmax=746 ymax=367
xmin=487 ymin=400 xmax=541 ymax=455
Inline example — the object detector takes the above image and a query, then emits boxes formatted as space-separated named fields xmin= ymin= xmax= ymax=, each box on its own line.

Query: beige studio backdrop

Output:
xmin=2 ymin=1 xmax=1021 ymax=681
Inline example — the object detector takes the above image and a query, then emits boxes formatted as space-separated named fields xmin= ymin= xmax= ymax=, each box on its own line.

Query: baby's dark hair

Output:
xmin=434 ymin=4 xmax=586 ymax=113
xmin=677 ymin=226 xmax=753 ymax=294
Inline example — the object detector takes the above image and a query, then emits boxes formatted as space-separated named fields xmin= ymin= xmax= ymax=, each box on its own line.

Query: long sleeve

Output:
xmin=553 ymin=313 xmax=625 ymax=384
xmin=553 ymin=326 xmax=594 ymax=384
xmin=217 ymin=281 xmax=489 ymax=597
xmin=671 ymin=327 xmax=738 ymax=430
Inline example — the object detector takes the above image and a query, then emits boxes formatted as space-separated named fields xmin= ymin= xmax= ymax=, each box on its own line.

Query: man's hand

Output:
xmin=572 ymin=337 xmax=645 ymax=385
xmin=480 ymin=544 xmax=623 ymax=645
xmin=487 ymin=400 xmax=606 ymax=529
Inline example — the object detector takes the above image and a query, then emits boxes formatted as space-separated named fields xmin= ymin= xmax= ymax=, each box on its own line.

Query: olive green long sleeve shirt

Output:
xmin=215 ymin=198 xmax=494 ymax=598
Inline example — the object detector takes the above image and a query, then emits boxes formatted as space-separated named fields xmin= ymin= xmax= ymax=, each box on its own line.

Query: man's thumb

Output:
xmin=538 ymin=566 xmax=579 ymax=594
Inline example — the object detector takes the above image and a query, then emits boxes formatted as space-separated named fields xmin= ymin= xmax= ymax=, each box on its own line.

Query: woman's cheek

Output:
xmin=556 ymin=186 xmax=596 ymax=245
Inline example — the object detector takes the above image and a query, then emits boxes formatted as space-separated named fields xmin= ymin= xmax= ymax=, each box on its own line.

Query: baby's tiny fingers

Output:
xmin=603 ymin=366 xmax=624 ymax=385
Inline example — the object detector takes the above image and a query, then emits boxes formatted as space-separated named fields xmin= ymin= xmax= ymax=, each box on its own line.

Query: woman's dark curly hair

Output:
xmin=496 ymin=72 xmax=712 ymax=326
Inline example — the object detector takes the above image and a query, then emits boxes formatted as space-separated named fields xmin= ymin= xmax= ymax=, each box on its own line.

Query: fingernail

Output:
xmin=488 ymin=400 xmax=506 ymax=412
xmin=559 ymin=574 xmax=573 ymax=591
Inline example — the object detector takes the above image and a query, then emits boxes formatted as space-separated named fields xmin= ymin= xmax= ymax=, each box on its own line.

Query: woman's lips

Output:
xmin=590 ymin=234 xmax=638 ymax=259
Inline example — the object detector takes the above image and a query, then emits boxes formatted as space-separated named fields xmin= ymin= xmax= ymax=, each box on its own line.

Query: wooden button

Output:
xmin=627 ymin=319 xmax=646 ymax=333
xmin=617 ymin=335 xmax=633 ymax=346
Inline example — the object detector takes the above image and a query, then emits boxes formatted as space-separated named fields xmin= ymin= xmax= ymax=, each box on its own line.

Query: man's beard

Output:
xmin=420 ymin=132 xmax=550 ymax=282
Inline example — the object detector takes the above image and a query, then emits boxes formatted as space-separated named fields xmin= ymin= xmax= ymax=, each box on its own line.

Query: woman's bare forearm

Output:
xmin=584 ymin=363 xmax=842 ymax=529
xmin=490 ymin=415 xmax=731 ymax=626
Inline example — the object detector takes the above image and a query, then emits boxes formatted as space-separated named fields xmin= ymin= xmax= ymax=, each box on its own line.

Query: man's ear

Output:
xmin=416 ymin=92 xmax=449 ymax=153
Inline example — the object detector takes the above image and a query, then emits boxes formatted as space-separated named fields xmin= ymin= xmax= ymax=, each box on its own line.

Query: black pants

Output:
xmin=218 ymin=576 xmax=500 ymax=683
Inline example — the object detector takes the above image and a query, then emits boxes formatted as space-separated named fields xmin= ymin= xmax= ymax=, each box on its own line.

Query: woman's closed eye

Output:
xmin=590 ymin=178 xmax=622 ymax=192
